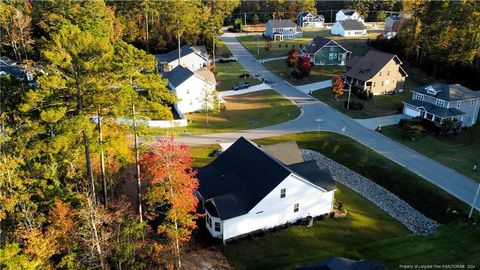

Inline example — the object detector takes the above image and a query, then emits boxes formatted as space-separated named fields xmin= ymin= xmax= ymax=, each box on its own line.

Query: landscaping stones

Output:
xmin=301 ymin=149 xmax=439 ymax=235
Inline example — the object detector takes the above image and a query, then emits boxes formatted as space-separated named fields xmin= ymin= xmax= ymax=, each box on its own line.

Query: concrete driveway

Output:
xmin=178 ymin=32 xmax=480 ymax=210
xmin=219 ymin=83 xmax=271 ymax=97
xmin=355 ymin=114 xmax=408 ymax=130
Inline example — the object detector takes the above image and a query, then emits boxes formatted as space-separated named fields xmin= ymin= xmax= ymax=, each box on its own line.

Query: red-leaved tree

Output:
xmin=297 ymin=56 xmax=312 ymax=77
xmin=286 ymin=48 xmax=298 ymax=67
xmin=140 ymin=137 xmax=199 ymax=269
xmin=332 ymin=75 xmax=344 ymax=101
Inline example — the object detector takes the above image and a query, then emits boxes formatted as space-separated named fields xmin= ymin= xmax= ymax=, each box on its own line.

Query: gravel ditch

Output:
xmin=302 ymin=149 xmax=438 ymax=235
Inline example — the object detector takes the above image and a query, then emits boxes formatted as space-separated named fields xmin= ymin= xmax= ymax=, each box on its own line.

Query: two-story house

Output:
xmin=155 ymin=45 xmax=209 ymax=72
xmin=335 ymin=9 xmax=364 ymax=23
xmin=162 ymin=65 xmax=216 ymax=113
xmin=403 ymin=83 xmax=480 ymax=127
xmin=196 ymin=138 xmax=336 ymax=242
xmin=300 ymin=36 xmax=351 ymax=66
xmin=264 ymin=19 xmax=302 ymax=41
xmin=344 ymin=50 xmax=408 ymax=95
xmin=297 ymin=12 xmax=325 ymax=28
xmin=385 ymin=15 xmax=401 ymax=33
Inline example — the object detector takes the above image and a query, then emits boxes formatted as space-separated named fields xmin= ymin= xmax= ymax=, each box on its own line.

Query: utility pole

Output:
xmin=97 ymin=108 xmax=108 ymax=208
xmin=469 ymin=181 xmax=480 ymax=218
xmin=212 ymin=36 xmax=216 ymax=69
xmin=131 ymin=99 xmax=143 ymax=223
xmin=244 ymin=12 xmax=247 ymax=26
xmin=347 ymin=77 xmax=353 ymax=110
xmin=176 ymin=20 xmax=181 ymax=67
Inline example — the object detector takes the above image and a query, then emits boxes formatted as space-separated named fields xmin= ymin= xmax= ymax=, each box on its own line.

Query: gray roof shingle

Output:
xmin=403 ymin=99 xmax=465 ymax=117
xmin=261 ymin=141 xmax=304 ymax=165
xmin=340 ymin=9 xmax=356 ymax=16
xmin=269 ymin=19 xmax=297 ymax=28
xmin=413 ymin=83 xmax=480 ymax=101
xmin=162 ymin=65 xmax=194 ymax=88
xmin=155 ymin=45 xmax=195 ymax=64
xmin=339 ymin=20 xmax=366 ymax=31
xmin=302 ymin=36 xmax=348 ymax=54
xmin=288 ymin=160 xmax=336 ymax=192
xmin=345 ymin=50 xmax=406 ymax=81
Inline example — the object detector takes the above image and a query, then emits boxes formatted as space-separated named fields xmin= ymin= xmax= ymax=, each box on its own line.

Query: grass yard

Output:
xmin=263 ymin=60 xmax=346 ymax=86
xmin=148 ymin=90 xmax=300 ymax=135
xmin=237 ymin=29 xmax=384 ymax=60
xmin=215 ymin=61 xmax=261 ymax=91
xmin=187 ymin=134 xmax=480 ymax=269
xmin=382 ymin=124 xmax=480 ymax=182
xmin=312 ymin=80 xmax=419 ymax=119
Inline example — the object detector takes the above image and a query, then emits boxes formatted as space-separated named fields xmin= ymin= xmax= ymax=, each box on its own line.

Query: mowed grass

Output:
xmin=382 ymin=124 xmax=480 ymax=182
xmin=187 ymin=134 xmax=480 ymax=269
xmin=148 ymin=90 xmax=300 ymax=135
xmin=237 ymin=29 xmax=383 ymax=60
xmin=312 ymin=80 xmax=420 ymax=118
xmin=215 ymin=61 xmax=261 ymax=91
xmin=263 ymin=61 xmax=346 ymax=86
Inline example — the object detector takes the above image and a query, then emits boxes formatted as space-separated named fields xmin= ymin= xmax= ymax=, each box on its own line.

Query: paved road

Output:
xmin=180 ymin=32 xmax=480 ymax=210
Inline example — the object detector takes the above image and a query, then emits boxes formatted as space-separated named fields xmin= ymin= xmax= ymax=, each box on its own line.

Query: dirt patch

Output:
xmin=182 ymin=247 xmax=232 ymax=270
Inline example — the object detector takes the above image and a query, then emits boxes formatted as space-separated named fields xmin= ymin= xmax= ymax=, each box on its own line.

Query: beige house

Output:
xmin=344 ymin=50 xmax=408 ymax=95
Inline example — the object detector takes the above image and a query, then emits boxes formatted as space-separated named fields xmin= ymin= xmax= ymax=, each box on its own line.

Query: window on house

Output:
xmin=206 ymin=215 xmax=212 ymax=227
xmin=387 ymin=71 xmax=390 ymax=76
xmin=214 ymin=222 xmax=220 ymax=232
xmin=379 ymin=71 xmax=382 ymax=76
xmin=457 ymin=101 xmax=461 ymax=108
xmin=415 ymin=93 xmax=424 ymax=101
xmin=381 ymin=81 xmax=384 ymax=86
xmin=436 ymin=99 xmax=446 ymax=107
xmin=373 ymin=82 xmax=376 ymax=87
xmin=280 ymin=188 xmax=286 ymax=198
xmin=294 ymin=203 xmax=299 ymax=212
xmin=329 ymin=53 xmax=334 ymax=60
xmin=471 ymin=100 xmax=476 ymax=107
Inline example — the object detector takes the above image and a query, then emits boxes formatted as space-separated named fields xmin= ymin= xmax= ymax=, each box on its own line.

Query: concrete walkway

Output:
xmin=258 ymin=56 xmax=287 ymax=63
xmin=355 ymin=114 xmax=408 ymax=130
xmin=295 ymin=80 xmax=332 ymax=94
xmin=220 ymin=83 xmax=271 ymax=97
xmin=178 ymin=32 xmax=480 ymax=210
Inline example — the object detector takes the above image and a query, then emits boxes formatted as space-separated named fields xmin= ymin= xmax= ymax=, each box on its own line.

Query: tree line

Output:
xmin=0 ymin=0 xmax=238 ymax=269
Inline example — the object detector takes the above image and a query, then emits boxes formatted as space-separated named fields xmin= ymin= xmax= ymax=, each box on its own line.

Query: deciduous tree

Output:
xmin=332 ymin=75 xmax=344 ymax=101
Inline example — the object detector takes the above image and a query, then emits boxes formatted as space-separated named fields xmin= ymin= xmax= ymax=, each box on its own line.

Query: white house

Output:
xmin=331 ymin=20 xmax=367 ymax=37
xmin=264 ymin=19 xmax=302 ymax=41
xmin=162 ymin=65 xmax=216 ymax=114
xmin=155 ymin=45 xmax=209 ymax=72
xmin=196 ymin=138 xmax=336 ymax=242
xmin=297 ymin=12 xmax=325 ymax=28
xmin=335 ymin=9 xmax=364 ymax=23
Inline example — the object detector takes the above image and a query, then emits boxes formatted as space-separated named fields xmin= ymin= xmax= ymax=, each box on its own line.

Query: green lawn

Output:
xmin=237 ymin=30 xmax=383 ymax=60
xmin=312 ymin=80 xmax=419 ymax=119
xmin=148 ymin=90 xmax=300 ymax=135
xmin=187 ymin=133 xmax=480 ymax=269
xmin=214 ymin=40 xmax=261 ymax=91
xmin=382 ymin=124 xmax=480 ymax=183
xmin=215 ymin=61 xmax=261 ymax=91
xmin=263 ymin=61 xmax=346 ymax=86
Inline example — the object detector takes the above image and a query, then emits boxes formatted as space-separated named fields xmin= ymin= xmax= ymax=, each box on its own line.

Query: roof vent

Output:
xmin=425 ymin=85 xmax=439 ymax=95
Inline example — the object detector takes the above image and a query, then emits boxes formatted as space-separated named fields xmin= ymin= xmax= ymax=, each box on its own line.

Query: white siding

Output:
xmin=174 ymin=75 xmax=215 ymax=113
xmin=221 ymin=174 xmax=335 ymax=241
xmin=166 ymin=53 xmax=207 ymax=72
xmin=330 ymin=22 xmax=344 ymax=36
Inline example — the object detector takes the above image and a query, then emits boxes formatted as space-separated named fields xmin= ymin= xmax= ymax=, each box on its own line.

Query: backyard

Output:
xmin=148 ymin=90 xmax=300 ymax=135
xmin=187 ymin=133 xmax=479 ymax=269
xmin=382 ymin=123 xmax=480 ymax=182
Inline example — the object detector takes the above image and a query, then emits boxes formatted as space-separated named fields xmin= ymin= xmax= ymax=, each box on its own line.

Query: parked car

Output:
xmin=233 ymin=82 xmax=250 ymax=90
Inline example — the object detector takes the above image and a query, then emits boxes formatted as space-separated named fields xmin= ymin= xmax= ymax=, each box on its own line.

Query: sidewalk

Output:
xmin=295 ymin=80 xmax=332 ymax=94
xmin=219 ymin=83 xmax=272 ymax=97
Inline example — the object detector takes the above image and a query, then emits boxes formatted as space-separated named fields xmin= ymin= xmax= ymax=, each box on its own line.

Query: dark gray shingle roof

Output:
xmin=261 ymin=141 xmax=304 ymax=165
xmin=288 ymin=160 xmax=336 ymax=192
xmin=302 ymin=36 xmax=332 ymax=54
xmin=0 ymin=58 xmax=25 ymax=79
xmin=403 ymin=99 xmax=465 ymax=117
xmin=269 ymin=19 xmax=297 ymax=28
xmin=155 ymin=45 xmax=194 ymax=64
xmin=197 ymin=137 xmax=335 ymax=220
xmin=413 ymin=83 xmax=480 ymax=101
xmin=345 ymin=50 xmax=406 ymax=81
xmin=341 ymin=9 xmax=356 ymax=16
xmin=339 ymin=20 xmax=366 ymax=31
xmin=162 ymin=65 xmax=194 ymax=88
xmin=295 ymin=256 xmax=385 ymax=270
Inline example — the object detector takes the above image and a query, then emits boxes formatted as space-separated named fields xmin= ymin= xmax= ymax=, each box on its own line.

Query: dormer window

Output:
xmin=457 ymin=101 xmax=461 ymax=108
xmin=425 ymin=85 xmax=439 ymax=95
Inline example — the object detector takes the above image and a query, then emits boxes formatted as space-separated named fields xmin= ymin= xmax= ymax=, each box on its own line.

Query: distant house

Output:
xmin=196 ymin=138 xmax=336 ymax=242
xmin=297 ymin=12 xmax=325 ymax=28
xmin=403 ymin=83 xmax=480 ymax=127
xmin=162 ymin=65 xmax=216 ymax=114
xmin=0 ymin=56 xmax=26 ymax=80
xmin=344 ymin=50 xmax=408 ymax=95
xmin=300 ymin=36 xmax=351 ymax=66
xmin=385 ymin=15 xmax=401 ymax=33
xmin=155 ymin=45 xmax=209 ymax=72
xmin=330 ymin=20 xmax=367 ymax=37
xmin=335 ymin=9 xmax=364 ymax=23
xmin=264 ymin=19 xmax=302 ymax=41
xmin=295 ymin=257 xmax=385 ymax=270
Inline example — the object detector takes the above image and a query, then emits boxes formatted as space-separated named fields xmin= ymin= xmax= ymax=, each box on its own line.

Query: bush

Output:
xmin=344 ymin=100 xmax=363 ymax=110
xmin=239 ymin=73 xmax=250 ymax=78
xmin=291 ymin=69 xmax=303 ymax=79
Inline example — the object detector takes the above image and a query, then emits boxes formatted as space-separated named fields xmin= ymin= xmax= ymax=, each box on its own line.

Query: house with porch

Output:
xmin=162 ymin=65 xmax=216 ymax=114
xmin=403 ymin=83 xmax=480 ymax=127
xmin=297 ymin=12 xmax=325 ymax=28
xmin=335 ymin=9 xmax=364 ymax=23
xmin=344 ymin=50 xmax=408 ymax=95
xmin=155 ymin=45 xmax=210 ymax=72
xmin=331 ymin=20 xmax=367 ymax=37
xmin=300 ymin=36 xmax=350 ymax=66
xmin=196 ymin=138 xmax=336 ymax=242
xmin=264 ymin=19 xmax=302 ymax=41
